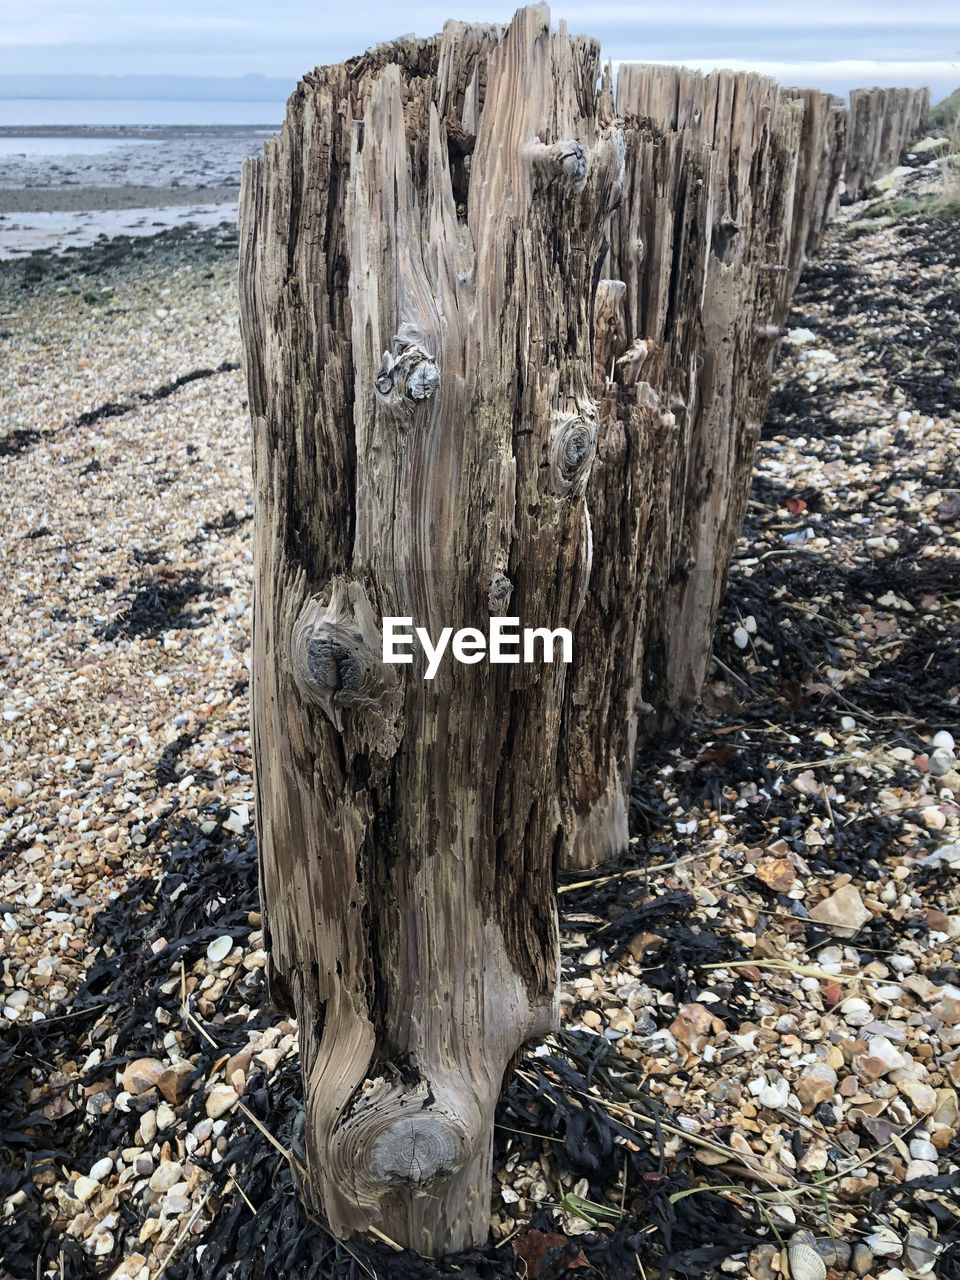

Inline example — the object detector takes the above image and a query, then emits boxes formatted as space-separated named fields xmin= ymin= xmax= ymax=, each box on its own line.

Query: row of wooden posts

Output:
xmin=238 ymin=7 xmax=929 ymax=1254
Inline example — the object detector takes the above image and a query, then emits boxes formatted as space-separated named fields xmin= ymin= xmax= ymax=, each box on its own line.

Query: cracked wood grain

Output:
xmin=240 ymin=4 xmax=621 ymax=1251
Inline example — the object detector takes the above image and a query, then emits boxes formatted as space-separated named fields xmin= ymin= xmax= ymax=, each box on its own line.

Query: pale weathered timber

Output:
xmin=779 ymin=89 xmax=848 ymax=312
xmin=845 ymin=86 xmax=930 ymax=200
xmin=558 ymin=65 xmax=806 ymax=868
xmin=239 ymin=4 xmax=622 ymax=1251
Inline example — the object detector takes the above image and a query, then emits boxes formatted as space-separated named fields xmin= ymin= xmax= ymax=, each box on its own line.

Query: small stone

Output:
xmin=205 ymin=1084 xmax=239 ymax=1119
xmin=928 ymin=748 xmax=956 ymax=777
xmin=932 ymin=731 xmax=956 ymax=752
xmin=903 ymin=1230 xmax=940 ymax=1277
xmin=809 ymin=884 xmax=871 ymax=934
xmin=109 ymin=1255 xmax=147 ymax=1280
xmin=581 ymin=947 xmax=601 ymax=967
xmin=851 ymin=1244 xmax=873 ymax=1277
xmin=156 ymin=1101 xmax=176 ymax=1130
xmin=893 ymin=1074 xmax=937 ymax=1115
xmin=840 ymin=996 xmax=872 ymax=1026
xmin=838 ymin=1171 xmax=879 ymax=1200
xmin=933 ymin=1087 xmax=958 ymax=1130
xmin=748 ymin=1243 xmax=779 ymax=1280
xmin=133 ymin=1153 xmax=153 ymax=1176
xmin=148 ymin=1160 xmax=183 ymax=1193
xmin=865 ymin=1227 xmax=901 ymax=1258
xmin=734 ymin=626 xmax=750 ymax=649
xmin=905 ymin=1159 xmax=938 ymax=1180
xmin=813 ymin=1240 xmax=850 ymax=1271
xmin=755 ymin=858 xmax=797 ymax=893
xmin=933 ymin=993 xmax=960 ymax=1026
xmin=73 ymin=1175 xmax=99 ymax=1203
xmin=120 ymin=1057 xmax=165 ymax=1096
xmin=206 ymin=935 xmax=234 ymax=964
xmin=860 ymin=1115 xmax=901 ymax=1145
xmin=919 ymin=843 xmax=960 ymax=870
xmin=93 ymin=1231 xmax=115 ymax=1257
xmin=255 ymin=1046 xmax=284 ymax=1072
xmin=670 ymin=1002 xmax=715 ymax=1054
xmin=930 ymin=1124 xmax=954 ymax=1150
xmin=157 ymin=1058 xmax=194 ymax=1104
xmin=856 ymin=1036 xmax=907 ymax=1079
xmin=89 ymin=1157 xmax=113 ymax=1182
xmin=909 ymin=1138 xmax=937 ymax=1161
xmin=138 ymin=1110 xmax=157 ymax=1144
xmin=225 ymin=1048 xmax=252 ymax=1085
xmin=796 ymin=1063 xmax=837 ymax=1110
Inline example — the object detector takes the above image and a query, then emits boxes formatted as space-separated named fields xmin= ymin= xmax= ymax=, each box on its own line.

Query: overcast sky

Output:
xmin=2 ymin=1 xmax=958 ymax=101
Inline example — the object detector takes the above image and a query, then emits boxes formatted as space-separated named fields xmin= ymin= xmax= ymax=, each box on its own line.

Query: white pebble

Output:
xmin=929 ymin=748 xmax=955 ymax=777
xmin=743 ymin=615 xmax=757 ymax=635
xmin=733 ymin=626 xmax=750 ymax=650
xmin=73 ymin=1175 xmax=99 ymax=1203
xmin=89 ymin=1157 xmax=113 ymax=1183
xmin=866 ymin=1227 xmax=902 ymax=1257
xmin=909 ymin=1138 xmax=938 ymax=1162
xmin=932 ymin=731 xmax=955 ymax=752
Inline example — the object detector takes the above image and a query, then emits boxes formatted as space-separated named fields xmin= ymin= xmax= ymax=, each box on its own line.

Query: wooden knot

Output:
xmin=488 ymin=571 xmax=513 ymax=616
xmin=374 ymin=337 xmax=440 ymax=415
xmin=523 ymin=138 xmax=588 ymax=192
xmin=370 ymin=1113 xmax=464 ymax=1186
xmin=329 ymin=1077 xmax=473 ymax=1199
xmin=289 ymin=580 xmax=401 ymax=748
xmin=547 ymin=412 xmax=597 ymax=498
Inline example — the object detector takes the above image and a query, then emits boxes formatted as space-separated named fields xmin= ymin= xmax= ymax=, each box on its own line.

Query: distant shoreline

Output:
xmin=0 ymin=125 xmax=278 ymax=139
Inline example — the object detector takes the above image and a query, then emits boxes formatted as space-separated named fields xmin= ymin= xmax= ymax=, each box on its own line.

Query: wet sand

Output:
xmin=0 ymin=123 xmax=270 ymax=256
xmin=0 ymin=202 xmax=238 ymax=259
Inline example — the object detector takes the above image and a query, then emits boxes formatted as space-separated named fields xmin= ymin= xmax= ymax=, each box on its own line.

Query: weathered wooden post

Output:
xmin=239 ymin=5 xmax=622 ymax=1251
xmin=559 ymin=68 xmax=805 ymax=867
xmin=781 ymin=89 xmax=848 ymax=304
xmin=845 ymin=87 xmax=930 ymax=199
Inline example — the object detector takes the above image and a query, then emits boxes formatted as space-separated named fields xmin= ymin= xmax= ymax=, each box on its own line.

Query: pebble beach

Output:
xmin=1 ymin=131 xmax=960 ymax=1280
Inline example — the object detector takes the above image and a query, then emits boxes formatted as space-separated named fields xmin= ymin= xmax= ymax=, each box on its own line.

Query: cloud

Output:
xmin=0 ymin=0 xmax=957 ymax=95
